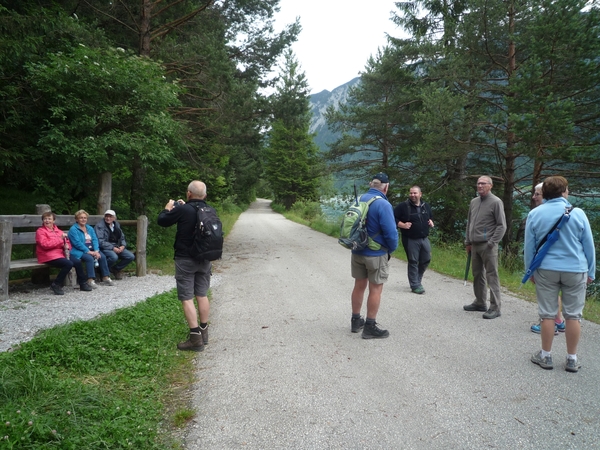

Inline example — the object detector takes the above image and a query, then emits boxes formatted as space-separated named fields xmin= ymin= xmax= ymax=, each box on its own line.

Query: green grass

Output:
xmin=0 ymin=291 xmax=191 ymax=449
xmin=1 ymin=208 xmax=243 ymax=449
xmin=276 ymin=203 xmax=600 ymax=324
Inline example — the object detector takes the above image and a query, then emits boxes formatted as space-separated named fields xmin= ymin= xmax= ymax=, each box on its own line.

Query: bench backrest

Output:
xmin=4 ymin=216 xmax=141 ymax=245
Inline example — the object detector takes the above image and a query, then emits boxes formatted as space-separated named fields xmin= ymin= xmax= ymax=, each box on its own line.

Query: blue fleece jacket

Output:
xmin=352 ymin=188 xmax=398 ymax=256
xmin=524 ymin=197 xmax=595 ymax=279
xmin=68 ymin=223 xmax=100 ymax=259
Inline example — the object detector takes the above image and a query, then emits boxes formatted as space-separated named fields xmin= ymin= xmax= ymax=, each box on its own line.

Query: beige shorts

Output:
xmin=351 ymin=253 xmax=389 ymax=285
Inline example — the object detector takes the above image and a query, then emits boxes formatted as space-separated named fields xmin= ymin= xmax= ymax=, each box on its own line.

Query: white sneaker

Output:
xmin=88 ymin=280 xmax=98 ymax=289
xmin=102 ymin=278 xmax=115 ymax=286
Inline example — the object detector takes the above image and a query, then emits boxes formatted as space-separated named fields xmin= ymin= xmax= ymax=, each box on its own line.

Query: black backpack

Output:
xmin=190 ymin=203 xmax=224 ymax=262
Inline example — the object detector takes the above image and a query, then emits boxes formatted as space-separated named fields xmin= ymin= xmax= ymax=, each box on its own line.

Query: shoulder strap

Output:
xmin=535 ymin=206 xmax=573 ymax=253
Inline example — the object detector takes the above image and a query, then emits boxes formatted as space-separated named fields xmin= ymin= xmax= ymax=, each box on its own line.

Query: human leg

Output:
xmin=361 ymin=255 xmax=389 ymax=339
xmin=560 ymin=272 xmax=587 ymax=361
xmin=483 ymin=244 xmax=501 ymax=311
xmin=351 ymin=278 xmax=368 ymax=314
xmin=101 ymin=249 xmax=119 ymax=269
xmin=471 ymin=243 xmax=487 ymax=306
xmin=402 ymin=237 xmax=421 ymax=289
xmin=46 ymin=258 xmax=74 ymax=286
xmin=114 ymin=248 xmax=135 ymax=272
xmin=79 ymin=253 xmax=96 ymax=284
xmin=417 ymin=237 xmax=431 ymax=285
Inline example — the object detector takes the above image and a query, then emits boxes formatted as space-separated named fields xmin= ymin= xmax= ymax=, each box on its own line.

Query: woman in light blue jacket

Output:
xmin=67 ymin=210 xmax=114 ymax=289
xmin=525 ymin=176 xmax=595 ymax=373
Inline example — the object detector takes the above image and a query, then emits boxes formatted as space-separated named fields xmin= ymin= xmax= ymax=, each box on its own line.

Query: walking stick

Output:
xmin=464 ymin=251 xmax=471 ymax=286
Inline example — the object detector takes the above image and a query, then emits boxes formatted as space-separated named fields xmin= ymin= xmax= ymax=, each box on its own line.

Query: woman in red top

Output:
xmin=35 ymin=211 xmax=91 ymax=294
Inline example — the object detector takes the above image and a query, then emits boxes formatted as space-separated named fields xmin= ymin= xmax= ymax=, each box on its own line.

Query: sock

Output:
xmin=200 ymin=323 xmax=208 ymax=329
xmin=541 ymin=350 xmax=551 ymax=358
xmin=190 ymin=327 xmax=201 ymax=334
xmin=351 ymin=313 xmax=361 ymax=320
xmin=365 ymin=318 xmax=376 ymax=326
xmin=555 ymin=318 xmax=564 ymax=325
xmin=567 ymin=354 xmax=577 ymax=361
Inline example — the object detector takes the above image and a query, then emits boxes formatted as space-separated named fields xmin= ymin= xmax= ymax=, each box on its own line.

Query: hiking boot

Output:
xmin=177 ymin=332 xmax=204 ymax=352
xmin=482 ymin=309 xmax=501 ymax=319
xmin=50 ymin=283 xmax=64 ymax=295
xmin=556 ymin=320 xmax=566 ymax=333
xmin=351 ymin=316 xmax=365 ymax=333
xmin=111 ymin=269 xmax=124 ymax=280
xmin=200 ymin=325 xmax=209 ymax=345
xmin=531 ymin=351 xmax=553 ymax=370
xmin=411 ymin=286 xmax=425 ymax=295
xmin=463 ymin=302 xmax=487 ymax=312
xmin=80 ymin=282 xmax=93 ymax=292
xmin=101 ymin=278 xmax=115 ymax=286
xmin=531 ymin=322 xmax=560 ymax=335
xmin=565 ymin=357 xmax=581 ymax=373
xmin=88 ymin=280 xmax=98 ymax=289
xmin=362 ymin=322 xmax=389 ymax=339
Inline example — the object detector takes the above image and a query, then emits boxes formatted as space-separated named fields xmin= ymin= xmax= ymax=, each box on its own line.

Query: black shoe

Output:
xmin=362 ymin=322 xmax=389 ymax=339
xmin=80 ymin=282 xmax=93 ymax=292
xmin=51 ymin=283 xmax=64 ymax=295
xmin=463 ymin=302 xmax=487 ymax=312
xmin=351 ymin=316 xmax=365 ymax=333
xmin=482 ymin=309 xmax=501 ymax=319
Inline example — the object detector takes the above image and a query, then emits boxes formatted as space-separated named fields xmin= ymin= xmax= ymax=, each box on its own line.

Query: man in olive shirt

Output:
xmin=463 ymin=176 xmax=507 ymax=319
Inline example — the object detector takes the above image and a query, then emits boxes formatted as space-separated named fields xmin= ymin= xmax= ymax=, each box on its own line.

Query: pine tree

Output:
xmin=264 ymin=51 xmax=322 ymax=209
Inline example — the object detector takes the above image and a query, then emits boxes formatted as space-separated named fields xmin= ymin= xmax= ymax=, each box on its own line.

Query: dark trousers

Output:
xmin=402 ymin=236 xmax=431 ymax=289
xmin=45 ymin=258 xmax=74 ymax=286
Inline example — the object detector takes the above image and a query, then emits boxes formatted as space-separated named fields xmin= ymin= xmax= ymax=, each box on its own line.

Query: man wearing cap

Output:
xmin=394 ymin=185 xmax=434 ymax=294
xmin=95 ymin=210 xmax=136 ymax=280
xmin=350 ymin=173 xmax=399 ymax=339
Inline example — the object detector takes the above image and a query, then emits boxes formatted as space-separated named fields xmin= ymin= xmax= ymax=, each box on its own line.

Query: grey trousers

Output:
xmin=471 ymin=242 xmax=501 ymax=311
xmin=402 ymin=236 xmax=431 ymax=289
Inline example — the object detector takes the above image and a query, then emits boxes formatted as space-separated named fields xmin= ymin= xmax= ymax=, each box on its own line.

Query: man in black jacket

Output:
xmin=394 ymin=186 xmax=434 ymax=294
xmin=157 ymin=180 xmax=211 ymax=352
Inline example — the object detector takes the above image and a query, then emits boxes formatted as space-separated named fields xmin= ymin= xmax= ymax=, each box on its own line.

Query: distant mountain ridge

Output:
xmin=309 ymin=77 xmax=360 ymax=152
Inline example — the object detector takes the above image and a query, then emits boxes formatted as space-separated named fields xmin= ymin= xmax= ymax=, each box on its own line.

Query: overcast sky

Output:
xmin=273 ymin=0 xmax=405 ymax=94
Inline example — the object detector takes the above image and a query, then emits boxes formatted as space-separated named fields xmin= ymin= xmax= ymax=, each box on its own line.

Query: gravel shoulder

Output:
xmin=0 ymin=274 xmax=182 ymax=352
xmin=184 ymin=198 xmax=600 ymax=450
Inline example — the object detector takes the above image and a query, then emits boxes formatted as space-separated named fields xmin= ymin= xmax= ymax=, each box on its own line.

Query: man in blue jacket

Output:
xmin=350 ymin=173 xmax=399 ymax=339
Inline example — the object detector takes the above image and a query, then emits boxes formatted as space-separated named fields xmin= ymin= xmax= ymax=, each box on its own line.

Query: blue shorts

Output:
xmin=174 ymin=257 xmax=212 ymax=300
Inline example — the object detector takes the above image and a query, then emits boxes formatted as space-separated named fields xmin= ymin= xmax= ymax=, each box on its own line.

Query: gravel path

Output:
xmin=183 ymin=198 xmax=600 ymax=450
xmin=0 ymin=273 xmax=221 ymax=353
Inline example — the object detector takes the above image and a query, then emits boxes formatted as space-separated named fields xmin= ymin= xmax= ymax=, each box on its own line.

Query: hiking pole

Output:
xmin=464 ymin=251 xmax=471 ymax=286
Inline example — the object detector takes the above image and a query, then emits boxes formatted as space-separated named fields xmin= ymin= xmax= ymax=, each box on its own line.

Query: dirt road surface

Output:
xmin=183 ymin=198 xmax=600 ymax=449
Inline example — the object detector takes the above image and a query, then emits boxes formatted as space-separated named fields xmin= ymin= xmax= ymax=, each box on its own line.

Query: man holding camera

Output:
xmin=157 ymin=180 xmax=211 ymax=352
xmin=95 ymin=210 xmax=136 ymax=280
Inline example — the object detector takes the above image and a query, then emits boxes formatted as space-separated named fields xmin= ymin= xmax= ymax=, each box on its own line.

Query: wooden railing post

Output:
xmin=0 ymin=221 xmax=13 ymax=301
xmin=136 ymin=215 xmax=148 ymax=277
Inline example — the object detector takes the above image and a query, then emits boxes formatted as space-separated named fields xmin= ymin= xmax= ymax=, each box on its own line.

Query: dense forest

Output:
xmin=326 ymin=0 xmax=600 ymax=253
xmin=2 ymin=0 xmax=600 ymax=259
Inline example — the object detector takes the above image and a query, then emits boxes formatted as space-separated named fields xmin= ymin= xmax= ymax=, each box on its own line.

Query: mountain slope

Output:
xmin=309 ymin=77 xmax=360 ymax=152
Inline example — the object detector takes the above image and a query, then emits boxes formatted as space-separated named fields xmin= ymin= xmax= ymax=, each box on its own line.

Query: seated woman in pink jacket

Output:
xmin=35 ymin=211 xmax=91 ymax=294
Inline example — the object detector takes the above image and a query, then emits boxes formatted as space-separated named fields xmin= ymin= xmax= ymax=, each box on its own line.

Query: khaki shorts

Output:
xmin=351 ymin=253 xmax=389 ymax=285
xmin=534 ymin=269 xmax=587 ymax=320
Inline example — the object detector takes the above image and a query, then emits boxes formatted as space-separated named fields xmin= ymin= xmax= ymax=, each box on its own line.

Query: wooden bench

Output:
xmin=0 ymin=205 xmax=148 ymax=301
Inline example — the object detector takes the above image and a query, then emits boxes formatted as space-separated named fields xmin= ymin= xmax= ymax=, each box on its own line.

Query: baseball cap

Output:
xmin=372 ymin=172 xmax=390 ymax=183
xmin=104 ymin=209 xmax=116 ymax=217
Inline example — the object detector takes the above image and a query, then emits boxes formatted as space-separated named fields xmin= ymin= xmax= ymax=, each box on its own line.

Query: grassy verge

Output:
xmin=275 ymin=202 xmax=600 ymax=325
xmin=0 ymin=208 xmax=243 ymax=449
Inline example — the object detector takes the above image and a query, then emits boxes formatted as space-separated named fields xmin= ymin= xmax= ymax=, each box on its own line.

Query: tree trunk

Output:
xmin=97 ymin=171 xmax=112 ymax=214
